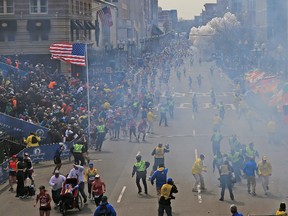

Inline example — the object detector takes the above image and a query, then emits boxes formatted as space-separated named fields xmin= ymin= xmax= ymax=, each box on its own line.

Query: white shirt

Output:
xmin=67 ymin=165 xmax=84 ymax=183
xmin=49 ymin=174 xmax=66 ymax=191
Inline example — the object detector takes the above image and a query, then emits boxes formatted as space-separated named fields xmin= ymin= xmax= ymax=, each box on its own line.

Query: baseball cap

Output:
xmin=89 ymin=162 xmax=94 ymax=166
xmin=24 ymin=153 xmax=29 ymax=156
xmin=54 ymin=170 xmax=60 ymax=174
xmin=95 ymin=174 xmax=100 ymax=178
xmin=12 ymin=155 xmax=17 ymax=158
xmin=262 ymin=156 xmax=267 ymax=161
xmin=167 ymin=178 xmax=173 ymax=183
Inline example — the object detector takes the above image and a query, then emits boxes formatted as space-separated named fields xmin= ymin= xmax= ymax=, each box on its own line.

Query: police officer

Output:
xmin=158 ymin=178 xmax=178 ymax=216
xmin=132 ymin=155 xmax=150 ymax=194
xmin=228 ymin=149 xmax=243 ymax=183
xmin=219 ymin=160 xmax=234 ymax=201
xmin=95 ymin=120 xmax=107 ymax=152
xmin=71 ymin=141 xmax=85 ymax=165
xmin=150 ymin=143 xmax=170 ymax=177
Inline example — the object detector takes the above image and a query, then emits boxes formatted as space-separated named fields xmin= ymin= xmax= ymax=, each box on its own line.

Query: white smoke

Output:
xmin=189 ymin=12 xmax=240 ymax=58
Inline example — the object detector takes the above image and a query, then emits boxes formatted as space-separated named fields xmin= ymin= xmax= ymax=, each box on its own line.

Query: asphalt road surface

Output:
xmin=1 ymin=60 xmax=287 ymax=216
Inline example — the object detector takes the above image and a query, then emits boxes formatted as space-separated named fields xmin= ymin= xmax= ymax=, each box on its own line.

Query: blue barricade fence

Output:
xmin=0 ymin=141 xmax=74 ymax=184
xmin=0 ymin=113 xmax=50 ymax=143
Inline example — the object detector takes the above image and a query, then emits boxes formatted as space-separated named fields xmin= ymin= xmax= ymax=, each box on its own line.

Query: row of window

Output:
xmin=0 ymin=0 xmax=48 ymax=14
xmin=0 ymin=30 xmax=93 ymax=42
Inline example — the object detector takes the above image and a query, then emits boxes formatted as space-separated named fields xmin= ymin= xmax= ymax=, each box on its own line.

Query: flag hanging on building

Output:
xmin=97 ymin=6 xmax=113 ymax=27
xmin=49 ymin=42 xmax=86 ymax=66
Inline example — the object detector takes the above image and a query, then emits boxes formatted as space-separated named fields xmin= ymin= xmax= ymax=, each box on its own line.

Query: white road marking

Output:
xmin=193 ymin=130 xmax=196 ymax=136
xmin=195 ymin=148 xmax=198 ymax=159
xmin=192 ymin=114 xmax=195 ymax=120
xmin=117 ymin=186 xmax=127 ymax=203
xmin=137 ymin=151 xmax=140 ymax=156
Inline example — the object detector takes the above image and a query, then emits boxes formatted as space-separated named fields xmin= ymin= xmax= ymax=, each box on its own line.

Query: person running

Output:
xmin=129 ymin=118 xmax=137 ymax=142
xmin=93 ymin=196 xmax=117 ymax=216
xmin=53 ymin=143 xmax=65 ymax=174
xmin=196 ymin=74 xmax=203 ymax=88
xmin=192 ymin=94 xmax=198 ymax=113
xmin=219 ymin=161 xmax=234 ymax=201
xmin=192 ymin=154 xmax=207 ymax=192
xmin=257 ymin=156 xmax=272 ymax=195
xmin=49 ymin=170 xmax=66 ymax=207
xmin=34 ymin=185 xmax=52 ymax=216
xmin=137 ymin=119 xmax=148 ymax=142
xmin=158 ymin=178 xmax=178 ymax=216
xmin=92 ymin=174 xmax=106 ymax=206
xmin=151 ymin=164 xmax=168 ymax=195
xmin=84 ymin=162 xmax=98 ymax=200
xmin=211 ymin=129 xmax=223 ymax=156
xmin=159 ymin=103 xmax=168 ymax=127
xmin=5 ymin=154 xmax=17 ymax=192
xmin=147 ymin=109 xmax=155 ymax=134
xmin=132 ymin=155 xmax=150 ymax=194
xmin=218 ymin=101 xmax=225 ymax=120
xmin=67 ymin=162 xmax=87 ymax=203
xmin=243 ymin=157 xmax=258 ymax=196
xmin=150 ymin=143 xmax=170 ymax=177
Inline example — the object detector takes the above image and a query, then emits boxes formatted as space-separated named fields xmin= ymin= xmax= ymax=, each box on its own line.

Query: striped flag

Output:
xmin=49 ymin=42 xmax=86 ymax=66
xmin=97 ymin=6 xmax=113 ymax=27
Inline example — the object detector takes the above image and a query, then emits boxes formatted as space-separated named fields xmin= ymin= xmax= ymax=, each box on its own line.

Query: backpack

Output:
xmin=98 ymin=203 xmax=111 ymax=216
xmin=31 ymin=136 xmax=38 ymax=144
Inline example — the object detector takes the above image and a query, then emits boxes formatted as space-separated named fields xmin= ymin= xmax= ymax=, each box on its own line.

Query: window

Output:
xmin=0 ymin=0 xmax=14 ymax=14
xmin=30 ymin=32 xmax=49 ymax=41
xmin=30 ymin=0 xmax=47 ymax=14
xmin=0 ymin=32 xmax=15 ymax=42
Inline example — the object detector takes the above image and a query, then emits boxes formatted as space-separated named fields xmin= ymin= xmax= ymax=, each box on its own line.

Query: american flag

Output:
xmin=49 ymin=43 xmax=86 ymax=66
xmin=97 ymin=6 xmax=113 ymax=27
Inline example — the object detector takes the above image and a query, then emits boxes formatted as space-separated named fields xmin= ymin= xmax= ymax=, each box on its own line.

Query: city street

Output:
xmin=1 ymin=60 xmax=287 ymax=216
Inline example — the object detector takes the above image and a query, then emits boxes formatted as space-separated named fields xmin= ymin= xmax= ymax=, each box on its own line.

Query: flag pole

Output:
xmin=85 ymin=44 xmax=91 ymax=147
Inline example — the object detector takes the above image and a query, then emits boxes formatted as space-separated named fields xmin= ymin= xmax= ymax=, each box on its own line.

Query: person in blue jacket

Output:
xmin=151 ymin=164 xmax=168 ymax=195
xmin=93 ymin=196 xmax=117 ymax=216
xmin=243 ymin=157 xmax=258 ymax=196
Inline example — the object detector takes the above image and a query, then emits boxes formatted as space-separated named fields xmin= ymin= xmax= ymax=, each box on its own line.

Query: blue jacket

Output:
xmin=151 ymin=167 xmax=168 ymax=189
xmin=93 ymin=202 xmax=117 ymax=216
xmin=233 ymin=212 xmax=243 ymax=216
xmin=243 ymin=160 xmax=258 ymax=177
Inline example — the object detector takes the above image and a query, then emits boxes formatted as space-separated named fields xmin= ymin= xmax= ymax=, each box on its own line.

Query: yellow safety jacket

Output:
xmin=276 ymin=210 xmax=287 ymax=216
xmin=192 ymin=158 xmax=205 ymax=175
xmin=73 ymin=143 xmax=83 ymax=153
xmin=160 ymin=183 xmax=172 ymax=200
xmin=84 ymin=168 xmax=98 ymax=182
xmin=135 ymin=161 xmax=146 ymax=172
xmin=246 ymin=147 xmax=256 ymax=158
xmin=220 ymin=164 xmax=229 ymax=175
xmin=258 ymin=161 xmax=272 ymax=176
xmin=97 ymin=125 xmax=105 ymax=133
xmin=154 ymin=147 xmax=164 ymax=159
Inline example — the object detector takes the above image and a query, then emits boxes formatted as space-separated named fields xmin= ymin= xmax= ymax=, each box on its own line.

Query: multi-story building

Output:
xmin=158 ymin=8 xmax=178 ymax=33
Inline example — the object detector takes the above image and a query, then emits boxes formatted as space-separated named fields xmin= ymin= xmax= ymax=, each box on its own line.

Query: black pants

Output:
xmin=78 ymin=182 xmax=87 ymax=201
xmin=220 ymin=176 xmax=234 ymax=200
xmin=212 ymin=142 xmax=220 ymax=155
xmin=136 ymin=172 xmax=147 ymax=193
xmin=74 ymin=153 xmax=85 ymax=166
xmin=158 ymin=204 xmax=172 ymax=216
xmin=52 ymin=188 xmax=62 ymax=204
xmin=94 ymin=194 xmax=103 ymax=206
xmin=96 ymin=133 xmax=105 ymax=150
xmin=129 ymin=127 xmax=136 ymax=140
xmin=88 ymin=181 xmax=93 ymax=195
xmin=16 ymin=171 xmax=25 ymax=196
xmin=24 ymin=171 xmax=34 ymax=182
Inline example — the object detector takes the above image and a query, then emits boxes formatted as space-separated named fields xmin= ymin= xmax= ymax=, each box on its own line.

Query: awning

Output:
xmin=151 ymin=24 xmax=164 ymax=36
xmin=0 ymin=20 xmax=17 ymax=31
xmin=75 ymin=20 xmax=85 ymax=30
xmin=84 ymin=20 xmax=95 ymax=30
xmin=27 ymin=20 xmax=51 ymax=31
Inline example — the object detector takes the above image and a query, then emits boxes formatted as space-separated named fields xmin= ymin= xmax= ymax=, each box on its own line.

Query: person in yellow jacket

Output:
xmin=276 ymin=202 xmax=287 ymax=216
xmin=24 ymin=132 xmax=40 ymax=148
xmin=192 ymin=154 xmax=207 ymax=192
xmin=84 ymin=162 xmax=98 ymax=199
xmin=257 ymin=156 xmax=272 ymax=195
xmin=147 ymin=109 xmax=155 ymax=134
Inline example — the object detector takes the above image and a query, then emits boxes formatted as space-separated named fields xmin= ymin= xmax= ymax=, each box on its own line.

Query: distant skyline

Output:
xmin=158 ymin=0 xmax=217 ymax=20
